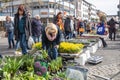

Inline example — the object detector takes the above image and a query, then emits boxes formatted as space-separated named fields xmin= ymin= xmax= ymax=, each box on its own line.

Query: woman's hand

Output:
xmin=54 ymin=45 xmax=59 ymax=48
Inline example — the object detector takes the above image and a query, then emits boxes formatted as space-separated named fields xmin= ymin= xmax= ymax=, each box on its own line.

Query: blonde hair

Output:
xmin=45 ymin=23 xmax=58 ymax=35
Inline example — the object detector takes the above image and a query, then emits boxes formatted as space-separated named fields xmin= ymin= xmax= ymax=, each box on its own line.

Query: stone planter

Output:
xmin=87 ymin=42 xmax=98 ymax=54
xmin=75 ymin=49 xmax=90 ymax=66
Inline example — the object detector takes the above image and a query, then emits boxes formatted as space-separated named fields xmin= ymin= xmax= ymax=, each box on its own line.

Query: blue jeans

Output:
xmin=48 ymin=47 xmax=58 ymax=60
xmin=69 ymin=32 xmax=73 ymax=39
xmin=15 ymin=40 xmax=20 ymax=50
xmin=8 ymin=31 xmax=14 ymax=47
xmin=19 ymin=34 xmax=27 ymax=54
xmin=32 ymin=36 xmax=40 ymax=43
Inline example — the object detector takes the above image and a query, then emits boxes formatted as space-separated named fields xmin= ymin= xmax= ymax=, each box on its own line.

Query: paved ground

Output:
xmin=0 ymin=38 xmax=15 ymax=56
xmin=86 ymin=39 xmax=120 ymax=80
xmin=0 ymin=37 xmax=120 ymax=80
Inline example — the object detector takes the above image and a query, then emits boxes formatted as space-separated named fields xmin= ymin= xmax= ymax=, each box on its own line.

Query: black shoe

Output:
xmin=0 ymin=54 xmax=3 ymax=58
xmin=8 ymin=46 xmax=12 ymax=49
xmin=103 ymin=45 xmax=107 ymax=48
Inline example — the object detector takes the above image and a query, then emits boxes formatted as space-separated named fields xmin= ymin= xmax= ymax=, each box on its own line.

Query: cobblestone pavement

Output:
xmin=86 ymin=39 xmax=120 ymax=80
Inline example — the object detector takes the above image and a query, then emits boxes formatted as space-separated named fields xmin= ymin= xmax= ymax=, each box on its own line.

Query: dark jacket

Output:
xmin=64 ymin=17 xmax=71 ymax=32
xmin=42 ymin=26 xmax=61 ymax=50
xmin=4 ymin=21 xmax=14 ymax=32
xmin=14 ymin=13 xmax=32 ymax=40
xmin=31 ymin=18 xmax=42 ymax=37
xmin=108 ymin=18 xmax=118 ymax=29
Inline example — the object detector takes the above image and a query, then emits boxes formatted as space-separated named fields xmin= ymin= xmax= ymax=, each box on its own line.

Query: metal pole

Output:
xmin=62 ymin=0 xmax=64 ymax=14
xmin=38 ymin=0 xmax=40 ymax=17
xmin=48 ymin=0 xmax=49 ymax=23
xmin=12 ymin=0 xmax=14 ymax=16
xmin=32 ymin=0 xmax=34 ymax=17
xmin=55 ymin=0 xmax=56 ymax=15
xmin=59 ymin=0 xmax=60 ymax=12
xmin=69 ymin=1 xmax=70 ymax=15
xmin=118 ymin=0 xmax=120 ymax=29
xmin=0 ymin=1 xmax=2 ymax=16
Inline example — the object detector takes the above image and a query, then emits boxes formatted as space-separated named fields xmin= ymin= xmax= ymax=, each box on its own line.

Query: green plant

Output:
xmin=52 ymin=71 xmax=70 ymax=80
xmin=48 ymin=57 xmax=63 ymax=73
xmin=2 ymin=56 xmax=24 ymax=79
xmin=41 ymin=50 xmax=48 ymax=59
xmin=13 ymin=71 xmax=46 ymax=80
xmin=20 ymin=54 xmax=34 ymax=72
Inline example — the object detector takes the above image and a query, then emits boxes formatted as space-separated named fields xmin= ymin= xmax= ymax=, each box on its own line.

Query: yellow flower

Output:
xmin=59 ymin=42 xmax=84 ymax=54
xmin=32 ymin=42 xmax=42 ymax=50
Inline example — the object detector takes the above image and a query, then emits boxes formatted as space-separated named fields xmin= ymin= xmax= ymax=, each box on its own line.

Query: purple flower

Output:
xmin=53 ymin=77 xmax=61 ymax=80
xmin=36 ymin=71 xmax=42 ymax=76
xmin=34 ymin=62 xmax=41 ymax=68
xmin=40 ymin=66 xmax=47 ymax=74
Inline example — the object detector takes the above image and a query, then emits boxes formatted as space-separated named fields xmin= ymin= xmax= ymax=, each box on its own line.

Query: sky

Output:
xmin=87 ymin=0 xmax=119 ymax=15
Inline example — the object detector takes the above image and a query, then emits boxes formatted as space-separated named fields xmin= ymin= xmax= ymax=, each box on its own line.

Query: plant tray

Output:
xmin=88 ymin=56 xmax=103 ymax=64
xmin=60 ymin=49 xmax=83 ymax=57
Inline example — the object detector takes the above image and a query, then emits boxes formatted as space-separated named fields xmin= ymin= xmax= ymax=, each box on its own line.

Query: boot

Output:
xmin=8 ymin=45 xmax=12 ymax=49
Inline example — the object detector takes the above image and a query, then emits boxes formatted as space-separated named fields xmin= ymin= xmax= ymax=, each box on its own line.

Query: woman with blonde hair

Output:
xmin=42 ymin=23 xmax=61 ymax=59
xmin=4 ymin=16 xmax=15 ymax=49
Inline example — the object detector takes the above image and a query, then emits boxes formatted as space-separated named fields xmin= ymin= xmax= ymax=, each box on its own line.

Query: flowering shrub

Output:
xmin=33 ymin=42 xmax=84 ymax=54
xmin=34 ymin=61 xmax=47 ymax=76
xmin=59 ymin=42 xmax=84 ymax=54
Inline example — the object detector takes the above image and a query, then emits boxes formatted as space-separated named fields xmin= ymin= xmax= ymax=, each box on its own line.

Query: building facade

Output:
xmin=80 ymin=0 xmax=98 ymax=21
xmin=0 ymin=0 xmax=75 ymax=23
xmin=0 ymin=0 xmax=101 ymax=22
xmin=81 ymin=0 xmax=90 ymax=20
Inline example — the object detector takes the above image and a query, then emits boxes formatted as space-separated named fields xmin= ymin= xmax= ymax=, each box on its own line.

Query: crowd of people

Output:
xmin=3 ymin=4 xmax=119 ymax=59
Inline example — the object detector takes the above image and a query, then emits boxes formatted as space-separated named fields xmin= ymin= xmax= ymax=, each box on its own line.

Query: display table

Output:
xmin=82 ymin=34 xmax=109 ymax=40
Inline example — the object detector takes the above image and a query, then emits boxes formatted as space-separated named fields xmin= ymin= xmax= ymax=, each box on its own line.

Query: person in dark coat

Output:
xmin=14 ymin=4 xmax=32 ymax=54
xmin=42 ymin=23 xmax=61 ymax=60
xmin=64 ymin=16 xmax=71 ymax=39
xmin=107 ymin=18 xmax=118 ymax=41
xmin=31 ymin=15 xmax=42 ymax=43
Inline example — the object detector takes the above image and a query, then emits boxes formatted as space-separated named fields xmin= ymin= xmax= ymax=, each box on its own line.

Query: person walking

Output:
xmin=97 ymin=22 xmax=107 ymax=47
xmin=14 ymin=4 xmax=32 ymax=54
xmin=4 ymin=16 xmax=15 ymax=49
xmin=86 ymin=22 xmax=91 ymax=33
xmin=64 ymin=16 xmax=71 ymax=39
xmin=77 ymin=19 xmax=84 ymax=36
xmin=55 ymin=12 xmax=64 ymax=32
xmin=31 ymin=15 xmax=42 ymax=43
xmin=107 ymin=18 xmax=118 ymax=41
xmin=42 ymin=23 xmax=61 ymax=60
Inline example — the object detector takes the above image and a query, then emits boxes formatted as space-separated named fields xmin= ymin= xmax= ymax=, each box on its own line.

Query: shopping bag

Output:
xmin=79 ymin=28 xmax=85 ymax=33
xmin=28 ymin=36 xmax=35 ymax=49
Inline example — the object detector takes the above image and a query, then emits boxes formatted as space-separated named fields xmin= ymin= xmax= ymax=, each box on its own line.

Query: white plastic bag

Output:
xmin=28 ymin=36 xmax=35 ymax=49
xmin=14 ymin=51 xmax=22 ymax=56
xmin=66 ymin=68 xmax=84 ymax=80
